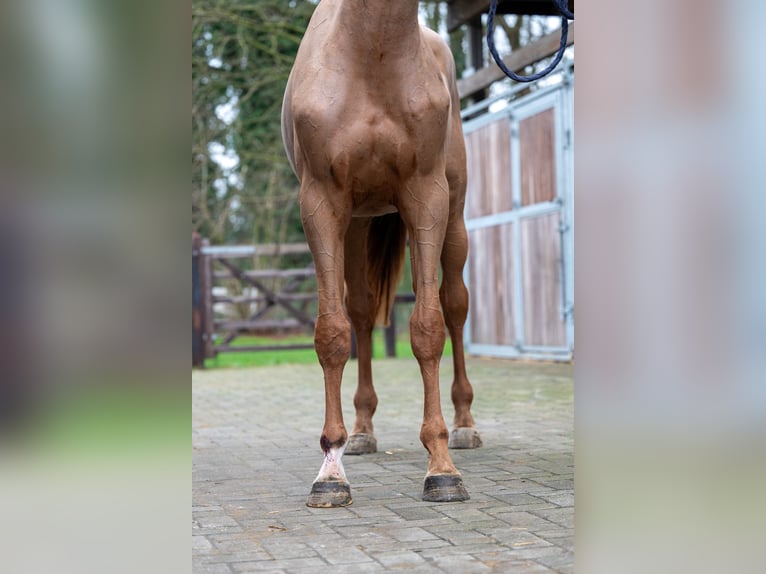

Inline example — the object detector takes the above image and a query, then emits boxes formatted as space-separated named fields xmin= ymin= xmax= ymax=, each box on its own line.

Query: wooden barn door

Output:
xmin=462 ymin=84 xmax=573 ymax=360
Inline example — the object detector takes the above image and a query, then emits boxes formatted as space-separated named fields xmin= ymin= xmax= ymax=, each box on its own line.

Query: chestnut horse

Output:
xmin=282 ymin=0 xmax=481 ymax=507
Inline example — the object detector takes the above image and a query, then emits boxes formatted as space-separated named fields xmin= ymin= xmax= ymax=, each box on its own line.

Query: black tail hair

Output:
xmin=366 ymin=213 xmax=407 ymax=326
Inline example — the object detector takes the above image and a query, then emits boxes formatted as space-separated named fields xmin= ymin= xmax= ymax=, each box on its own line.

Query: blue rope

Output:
xmin=487 ymin=0 xmax=574 ymax=83
xmin=552 ymin=0 xmax=574 ymax=21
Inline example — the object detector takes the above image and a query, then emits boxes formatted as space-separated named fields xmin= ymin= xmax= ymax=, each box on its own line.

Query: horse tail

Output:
xmin=366 ymin=213 xmax=408 ymax=327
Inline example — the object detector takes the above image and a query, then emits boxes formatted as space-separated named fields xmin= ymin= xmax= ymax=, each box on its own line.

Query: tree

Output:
xmin=192 ymin=0 xmax=315 ymax=247
xmin=192 ymin=2 xmax=557 ymax=247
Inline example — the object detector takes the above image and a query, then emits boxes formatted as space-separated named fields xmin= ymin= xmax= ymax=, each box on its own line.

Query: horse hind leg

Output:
xmin=343 ymin=218 xmax=378 ymax=455
xmin=441 ymin=213 xmax=482 ymax=449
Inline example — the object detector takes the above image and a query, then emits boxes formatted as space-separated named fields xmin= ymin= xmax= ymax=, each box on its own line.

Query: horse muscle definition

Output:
xmin=282 ymin=0 xmax=481 ymax=507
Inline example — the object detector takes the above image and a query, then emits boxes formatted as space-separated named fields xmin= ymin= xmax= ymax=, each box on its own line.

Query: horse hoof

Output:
xmin=345 ymin=433 xmax=377 ymax=455
xmin=449 ymin=427 xmax=483 ymax=449
xmin=422 ymin=474 xmax=470 ymax=502
xmin=306 ymin=481 xmax=352 ymax=508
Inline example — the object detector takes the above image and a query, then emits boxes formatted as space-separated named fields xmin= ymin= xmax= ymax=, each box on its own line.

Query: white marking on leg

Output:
xmin=313 ymin=444 xmax=348 ymax=483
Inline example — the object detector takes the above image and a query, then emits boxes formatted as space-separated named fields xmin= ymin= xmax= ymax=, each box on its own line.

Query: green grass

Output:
xmin=203 ymin=332 xmax=453 ymax=369
xmin=24 ymin=385 xmax=189 ymax=456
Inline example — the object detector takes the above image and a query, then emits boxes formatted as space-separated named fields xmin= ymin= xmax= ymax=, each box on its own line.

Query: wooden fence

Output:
xmin=192 ymin=233 xmax=414 ymax=367
xmin=460 ymin=63 xmax=574 ymax=361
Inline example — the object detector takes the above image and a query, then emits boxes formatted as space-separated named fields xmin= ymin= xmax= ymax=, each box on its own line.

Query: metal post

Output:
xmin=192 ymin=232 xmax=204 ymax=367
xmin=467 ymin=16 xmax=488 ymax=102
xmin=200 ymin=238 xmax=216 ymax=359
xmin=384 ymin=312 xmax=397 ymax=357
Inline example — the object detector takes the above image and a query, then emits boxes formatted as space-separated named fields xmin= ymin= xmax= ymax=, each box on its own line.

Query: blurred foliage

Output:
xmin=420 ymin=1 xmax=467 ymax=77
xmin=192 ymin=0 xmax=315 ymax=246
xmin=33 ymin=386 xmax=188 ymax=455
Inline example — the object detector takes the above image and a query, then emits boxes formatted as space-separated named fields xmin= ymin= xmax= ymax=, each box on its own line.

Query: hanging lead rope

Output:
xmin=487 ymin=0 xmax=574 ymax=83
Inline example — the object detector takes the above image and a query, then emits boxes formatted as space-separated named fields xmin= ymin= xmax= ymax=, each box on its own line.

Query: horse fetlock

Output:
xmin=426 ymin=454 xmax=460 ymax=478
xmin=451 ymin=378 xmax=474 ymax=409
xmin=320 ymin=431 xmax=348 ymax=453
xmin=452 ymin=410 xmax=476 ymax=429
xmin=353 ymin=390 xmax=378 ymax=417
xmin=350 ymin=410 xmax=376 ymax=436
xmin=420 ymin=421 xmax=449 ymax=449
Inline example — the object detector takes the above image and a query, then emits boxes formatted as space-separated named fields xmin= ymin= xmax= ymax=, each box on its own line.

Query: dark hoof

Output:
xmin=449 ymin=427 xmax=483 ymax=449
xmin=345 ymin=433 xmax=377 ymax=455
xmin=306 ymin=481 xmax=352 ymax=508
xmin=422 ymin=474 xmax=470 ymax=502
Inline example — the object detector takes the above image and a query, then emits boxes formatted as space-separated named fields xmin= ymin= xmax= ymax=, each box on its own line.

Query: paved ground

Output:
xmin=193 ymin=356 xmax=573 ymax=573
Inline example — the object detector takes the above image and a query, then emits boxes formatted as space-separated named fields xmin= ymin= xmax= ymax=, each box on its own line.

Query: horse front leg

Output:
xmin=400 ymin=175 xmax=469 ymax=502
xmin=301 ymin=179 xmax=353 ymax=508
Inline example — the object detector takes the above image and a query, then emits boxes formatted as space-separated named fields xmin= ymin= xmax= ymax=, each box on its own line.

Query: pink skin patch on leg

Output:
xmin=313 ymin=445 xmax=348 ymax=484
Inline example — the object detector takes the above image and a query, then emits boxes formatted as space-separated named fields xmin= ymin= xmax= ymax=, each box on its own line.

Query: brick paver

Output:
xmin=193 ymin=356 xmax=573 ymax=573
